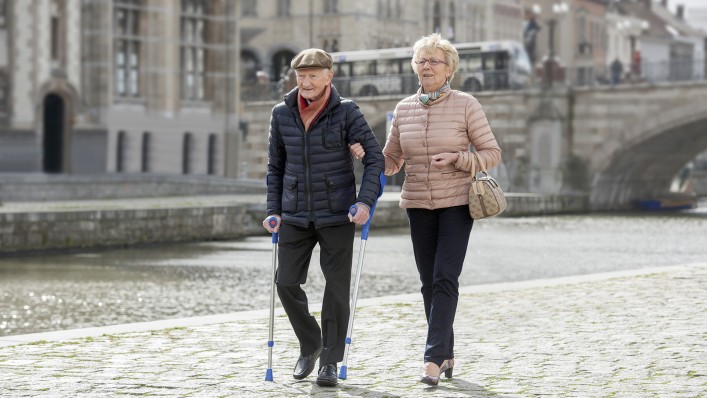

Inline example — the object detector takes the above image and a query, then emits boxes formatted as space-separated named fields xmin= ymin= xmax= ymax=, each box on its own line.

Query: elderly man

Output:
xmin=262 ymin=48 xmax=384 ymax=387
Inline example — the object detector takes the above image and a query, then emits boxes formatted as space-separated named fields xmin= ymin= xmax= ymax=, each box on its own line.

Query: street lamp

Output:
xmin=543 ymin=1 xmax=569 ymax=88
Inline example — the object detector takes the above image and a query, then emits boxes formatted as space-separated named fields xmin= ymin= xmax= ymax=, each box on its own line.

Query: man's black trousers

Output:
xmin=275 ymin=221 xmax=355 ymax=366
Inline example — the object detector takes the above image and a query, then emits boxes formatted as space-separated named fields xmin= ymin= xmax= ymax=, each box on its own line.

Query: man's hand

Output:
xmin=348 ymin=143 xmax=365 ymax=160
xmin=431 ymin=152 xmax=459 ymax=168
xmin=348 ymin=203 xmax=370 ymax=226
xmin=262 ymin=215 xmax=282 ymax=233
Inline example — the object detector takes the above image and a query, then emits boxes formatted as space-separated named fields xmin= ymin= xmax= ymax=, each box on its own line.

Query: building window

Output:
xmin=241 ymin=0 xmax=257 ymax=16
xmin=182 ymin=133 xmax=193 ymax=174
xmin=50 ymin=0 xmax=66 ymax=67
xmin=448 ymin=2 xmax=456 ymax=41
xmin=207 ymin=133 xmax=217 ymax=175
xmin=271 ymin=50 xmax=296 ymax=83
xmin=116 ymin=131 xmax=126 ymax=172
xmin=324 ymin=0 xmax=337 ymax=14
xmin=241 ymin=50 xmax=259 ymax=82
xmin=141 ymin=131 xmax=151 ymax=172
xmin=114 ymin=0 xmax=141 ymax=97
xmin=0 ymin=71 xmax=7 ymax=114
xmin=277 ymin=0 xmax=290 ymax=17
xmin=433 ymin=1 xmax=441 ymax=34
xmin=578 ymin=11 xmax=586 ymax=43
xmin=0 ymin=0 xmax=6 ymax=28
xmin=181 ymin=0 xmax=210 ymax=101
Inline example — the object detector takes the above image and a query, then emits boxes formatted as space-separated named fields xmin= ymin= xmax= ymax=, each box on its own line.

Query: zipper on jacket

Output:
xmin=289 ymin=104 xmax=314 ymax=219
xmin=304 ymin=109 xmax=331 ymax=220
xmin=303 ymin=130 xmax=313 ymax=217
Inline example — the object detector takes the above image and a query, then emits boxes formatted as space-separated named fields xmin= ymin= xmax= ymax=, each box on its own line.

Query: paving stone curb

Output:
xmin=1 ymin=264 xmax=705 ymax=397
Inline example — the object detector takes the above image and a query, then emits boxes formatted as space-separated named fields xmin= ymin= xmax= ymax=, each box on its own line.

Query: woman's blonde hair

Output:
xmin=410 ymin=33 xmax=459 ymax=82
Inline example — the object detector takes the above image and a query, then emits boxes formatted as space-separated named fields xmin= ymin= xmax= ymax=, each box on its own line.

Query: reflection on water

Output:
xmin=2 ymin=203 xmax=707 ymax=336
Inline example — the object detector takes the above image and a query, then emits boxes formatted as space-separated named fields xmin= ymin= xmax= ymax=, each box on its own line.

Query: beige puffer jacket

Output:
xmin=383 ymin=88 xmax=501 ymax=209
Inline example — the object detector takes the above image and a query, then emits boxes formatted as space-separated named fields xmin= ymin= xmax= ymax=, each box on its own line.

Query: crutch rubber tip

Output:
xmin=338 ymin=365 xmax=348 ymax=380
xmin=265 ymin=368 xmax=273 ymax=381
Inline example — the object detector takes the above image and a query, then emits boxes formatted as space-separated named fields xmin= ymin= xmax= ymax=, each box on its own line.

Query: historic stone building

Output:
xmin=1 ymin=0 xmax=240 ymax=176
xmin=0 ymin=0 xmax=523 ymax=177
xmin=239 ymin=0 xmax=524 ymax=83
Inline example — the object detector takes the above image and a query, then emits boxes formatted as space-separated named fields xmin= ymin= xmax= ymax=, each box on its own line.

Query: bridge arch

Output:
xmin=590 ymin=99 xmax=707 ymax=210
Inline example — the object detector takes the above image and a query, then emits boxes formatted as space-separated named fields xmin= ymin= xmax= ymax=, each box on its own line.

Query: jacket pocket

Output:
xmin=325 ymin=171 xmax=356 ymax=213
xmin=282 ymin=174 xmax=298 ymax=213
xmin=322 ymin=128 xmax=344 ymax=149
xmin=441 ymin=171 xmax=464 ymax=179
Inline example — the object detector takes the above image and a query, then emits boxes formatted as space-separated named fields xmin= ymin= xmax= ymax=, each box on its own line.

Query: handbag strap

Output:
xmin=470 ymin=152 xmax=488 ymax=178
xmin=476 ymin=153 xmax=488 ymax=173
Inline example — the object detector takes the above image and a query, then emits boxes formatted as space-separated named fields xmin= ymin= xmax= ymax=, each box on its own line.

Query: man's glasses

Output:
xmin=415 ymin=58 xmax=448 ymax=66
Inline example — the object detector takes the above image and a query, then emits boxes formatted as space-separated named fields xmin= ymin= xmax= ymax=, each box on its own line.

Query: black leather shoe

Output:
xmin=316 ymin=363 xmax=338 ymax=387
xmin=293 ymin=345 xmax=322 ymax=380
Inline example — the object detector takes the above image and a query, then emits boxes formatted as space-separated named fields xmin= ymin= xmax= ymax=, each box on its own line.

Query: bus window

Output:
xmin=335 ymin=62 xmax=350 ymax=77
xmin=381 ymin=59 xmax=398 ymax=75
xmin=459 ymin=54 xmax=482 ymax=72
xmin=353 ymin=60 xmax=376 ymax=77
xmin=495 ymin=52 xmax=509 ymax=70
xmin=515 ymin=47 xmax=532 ymax=74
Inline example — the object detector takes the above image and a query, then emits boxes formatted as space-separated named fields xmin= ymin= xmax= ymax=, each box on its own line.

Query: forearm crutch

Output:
xmin=265 ymin=216 xmax=279 ymax=382
xmin=339 ymin=173 xmax=386 ymax=380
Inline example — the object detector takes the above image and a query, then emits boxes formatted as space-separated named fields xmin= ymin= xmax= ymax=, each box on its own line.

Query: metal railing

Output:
xmin=558 ymin=59 xmax=706 ymax=88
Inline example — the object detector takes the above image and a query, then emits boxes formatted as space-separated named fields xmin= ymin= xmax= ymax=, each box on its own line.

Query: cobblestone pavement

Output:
xmin=1 ymin=264 xmax=705 ymax=397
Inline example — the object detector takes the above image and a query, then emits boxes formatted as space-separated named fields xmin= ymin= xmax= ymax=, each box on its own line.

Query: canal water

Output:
xmin=2 ymin=203 xmax=706 ymax=337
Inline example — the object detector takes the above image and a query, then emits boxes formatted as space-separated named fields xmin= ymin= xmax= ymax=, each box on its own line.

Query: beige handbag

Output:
xmin=468 ymin=154 xmax=507 ymax=219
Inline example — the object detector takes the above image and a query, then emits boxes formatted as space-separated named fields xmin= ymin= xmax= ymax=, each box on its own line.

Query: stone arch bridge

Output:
xmin=242 ymin=81 xmax=707 ymax=210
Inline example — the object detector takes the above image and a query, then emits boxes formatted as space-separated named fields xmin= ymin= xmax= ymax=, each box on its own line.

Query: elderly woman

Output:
xmin=377 ymin=33 xmax=502 ymax=385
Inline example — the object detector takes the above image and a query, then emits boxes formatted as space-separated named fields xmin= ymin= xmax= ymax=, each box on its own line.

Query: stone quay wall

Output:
xmin=0 ymin=194 xmax=588 ymax=254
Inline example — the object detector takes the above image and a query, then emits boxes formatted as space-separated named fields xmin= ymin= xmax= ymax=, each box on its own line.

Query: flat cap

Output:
xmin=290 ymin=48 xmax=333 ymax=70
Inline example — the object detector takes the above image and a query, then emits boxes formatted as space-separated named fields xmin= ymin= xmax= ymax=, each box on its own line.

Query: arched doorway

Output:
xmin=43 ymin=93 xmax=65 ymax=173
xmin=271 ymin=49 xmax=296 ymax=82
xmin=240 ymin=49 xmax=260 ymax=83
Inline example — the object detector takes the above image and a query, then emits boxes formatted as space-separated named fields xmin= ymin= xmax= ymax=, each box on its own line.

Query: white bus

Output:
xmin=330 ymin=40 xmax=532 ymax=97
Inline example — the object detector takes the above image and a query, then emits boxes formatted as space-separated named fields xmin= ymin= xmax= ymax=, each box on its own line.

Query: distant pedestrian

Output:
xmin=262 ymin=48 xmax=384 ymax=387
xmin=522 ymin=9 xmax=541 ymax=66
xmin=611 ymin=58 xmax=624 ymax=86
xmin=631 ymin=51 xmax=641 ymax=80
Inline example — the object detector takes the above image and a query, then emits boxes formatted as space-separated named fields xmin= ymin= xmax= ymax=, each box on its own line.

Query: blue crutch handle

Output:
xmin=267 ymin=217 xmax=279 ymax=243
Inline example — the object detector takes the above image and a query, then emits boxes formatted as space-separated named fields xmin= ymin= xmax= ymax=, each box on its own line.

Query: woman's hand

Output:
xmin=431 ymin=152 xmax=459 ymax=168
xmin=349 ymin=143 xmax=365 ymax=160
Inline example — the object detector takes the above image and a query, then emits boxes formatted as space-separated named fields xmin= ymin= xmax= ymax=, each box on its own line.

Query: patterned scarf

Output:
xmin=298 ymin=84 xmax=332 ymax=132
xmin=419 ymin=81 xmax=450 ymax=105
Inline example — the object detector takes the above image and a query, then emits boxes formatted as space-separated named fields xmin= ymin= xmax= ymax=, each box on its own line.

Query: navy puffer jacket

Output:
xmin=266 ymin=85 xmax=384 ymax=228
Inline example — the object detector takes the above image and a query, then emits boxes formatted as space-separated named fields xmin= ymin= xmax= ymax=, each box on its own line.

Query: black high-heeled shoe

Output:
xmin=440 ymin=359 xmax=455 ymax=379
xmin=420 ymin=362 xmax=441 ymax=386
